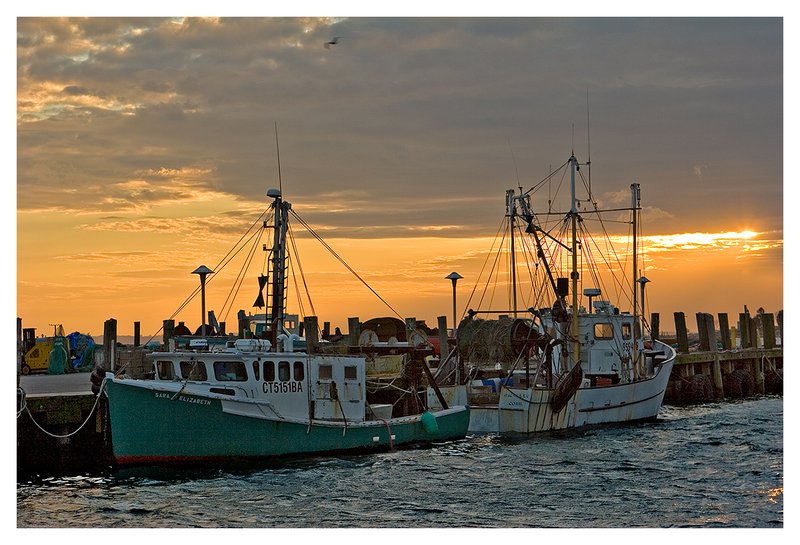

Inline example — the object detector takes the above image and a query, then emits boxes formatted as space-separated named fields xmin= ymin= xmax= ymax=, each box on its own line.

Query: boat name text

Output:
xmin=154 ymin=392 xmax=212 ymax=406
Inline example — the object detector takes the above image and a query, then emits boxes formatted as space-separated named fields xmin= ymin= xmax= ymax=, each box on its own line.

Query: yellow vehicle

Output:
xmin=20 ymin=325 xmax=69 ymax=375
xmin=21 ymin=338 xmax=58 ymax=375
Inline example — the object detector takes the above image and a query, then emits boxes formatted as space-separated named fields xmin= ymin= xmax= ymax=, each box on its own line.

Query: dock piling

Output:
xmin=763 ymin=313 xmax=776 ymax=349
xmin=348 ymin=317 xmax=361 ymax=347
xmin=674 ymin=312 xmax=689 ymax=353
xmin=650 ymin=312 xmax=660 ymax=341
xmin=103 ymin=319 xmax=117 ymax=371
xmin=437 ymin=316 xmax=449 ymax=359
xmin=718 ymin=313 xmax=732 ymax=350
xmin=304 ymin=316 xmax=319 ymax=354
xmin=163 ymin=319 xmax=175 ymax=348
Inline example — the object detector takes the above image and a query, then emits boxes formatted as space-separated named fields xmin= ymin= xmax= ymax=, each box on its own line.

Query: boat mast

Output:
xmin=268 ymin=188 xmax=291 ymax=348
xmin=569 ymin=154 xmax=580 ymax=368
xmin=507 ymin=189 xmax=518 ymax=317
xmin=631 ymin=182 xmax=641 ymax=375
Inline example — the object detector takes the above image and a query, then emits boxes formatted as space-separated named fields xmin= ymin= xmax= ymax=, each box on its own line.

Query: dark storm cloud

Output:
xmin=17 ymin=17 xmax=782 ymax=236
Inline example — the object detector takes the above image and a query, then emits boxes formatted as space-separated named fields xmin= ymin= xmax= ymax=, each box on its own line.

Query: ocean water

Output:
xmin=17 ymin=397 xmax=783 ymax=528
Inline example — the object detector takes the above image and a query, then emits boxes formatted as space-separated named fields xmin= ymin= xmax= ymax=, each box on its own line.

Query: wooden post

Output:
xmin=749 ymin=316 xmax=758 ymax=348
xmin=322 ymin=321 xmax=330 ymax=340
xmin=17 ymin=317 xmax=22 ymax=385
xmin=650 ymin=313 xmax=660 ymax=341
xmin=133 ymin=321 xmax=141 ymax=347
xmin=237 ymin=309 xmax=248 ymax=338
xmin=163 ymin=319 xmax=175 ymax=348
xmin=712 ymin=352 xmax=725 ymax=399
xmin=704 ymin=313 xmax=717 ymax=352
xmin=762 ymin=313 xmax=776 ymax=349
xmin=777 ymin=310 xmax=783 ymax=346
xmin=696 ymin=313 xmax=710 ymax=351
xmin=348 ymin=317 xmax=361 ymax=347
xmin=731 ymin=326 xmax=738 ymax=349
xmin=718 ymin=313 xmax=731 ymax=350
xmin=304 ymin=316 xmax=319 ymax=354
xmin=219 ymin=321 xmax=226 ymax=336
xmin=739 ymin=313 xmax=751 ymax=348
xmin=437 ymin=316 xmax=449 ymax=361
xmin=753 ymin=355 xmax=765 ymax=395
xmin=103 ymin=318 xmax=117 ymax=371
xmin=674 ymin=312 xmax=689 ymax=353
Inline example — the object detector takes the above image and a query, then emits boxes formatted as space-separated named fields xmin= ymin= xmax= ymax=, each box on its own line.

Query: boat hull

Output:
xmin=105 ymin=379 xmax=470 ymax=466
xmin=434 ymin=346 xmax=675 ymax=434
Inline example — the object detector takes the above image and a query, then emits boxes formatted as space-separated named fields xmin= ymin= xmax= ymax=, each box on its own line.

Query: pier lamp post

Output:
xmin=193 ymin=265 xmax=214 ymax=337
xmin=445 ymin=272 xmax=463 ymax=339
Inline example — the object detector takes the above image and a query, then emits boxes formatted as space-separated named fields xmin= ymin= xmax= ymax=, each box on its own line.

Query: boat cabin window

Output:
xmin=252 ymin=361 xmax=260 ymax=381
xmin=264 ymin=361 xmax=275 ymax=382
xmin=180 ymin=361 xmax=207 ymax=381
xmin=594 ymin=323 xmax=614 ymax=340
xmin=621 ymin=323 xmax=632 ymax=340
xmin=319 ymin=364 xmax=332 ymax=380
xmin=278 ymin=361 xmax=290 ymax=382
xmin=344 ymin=365 xmax=358 ymax=380
xmin=213 ymin=361 xmax=248 ymax=382
xmin=156 ymin=360 xmax=176 ymax=380
xmin=294 ymin=361 xmax=304 ymax=381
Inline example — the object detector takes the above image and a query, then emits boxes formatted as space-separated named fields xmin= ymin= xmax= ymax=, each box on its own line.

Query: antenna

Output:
xmin=274 ymin=122 xmax=283 ymax=195
xmin=586 ymin=88 xmax=592 ymax=198
xmin=508 ymin=137 xmax=522 ymax=192
xmin=571 ymin=123 xmax=575 ymax=154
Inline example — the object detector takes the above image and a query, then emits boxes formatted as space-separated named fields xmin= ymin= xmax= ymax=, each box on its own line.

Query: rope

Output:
xmin=219 ymin=223 xmax=268 ymax=322
xmin=522 ymin=159 xmax=570 ymax=197
xmin=290 ymin=210 xmax=404 ymax=319
xmin=378 ymin=418 xmax=394 ymax=451
xmin=142 ymin=206 xmax=273 ymax=346
xmin=17 ymin=379 xmax=108 ymax=439
xmin=335 ymin=396 xmax=348 ymax=436
xmin=287 ymin=222 xmax=317 ymax=318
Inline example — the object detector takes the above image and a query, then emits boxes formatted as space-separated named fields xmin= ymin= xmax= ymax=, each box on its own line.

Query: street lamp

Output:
xmin=445 ymin=272 xmax=463 ymax=338
xmin=193 ymin=265 xmax=214 ymax=336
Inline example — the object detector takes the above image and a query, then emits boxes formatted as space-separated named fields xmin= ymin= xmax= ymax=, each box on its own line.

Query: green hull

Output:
xmin=106 ymin=379 xmax=470 ymax=466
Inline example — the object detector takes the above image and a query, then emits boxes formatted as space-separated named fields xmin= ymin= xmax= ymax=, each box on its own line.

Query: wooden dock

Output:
xmin=16 ymin=309 xmax=782 ymax=476
xmin=653 ymin=308 xmax=783 ymax=404
xmin=17 ymin=372 xmax=111 ymax=476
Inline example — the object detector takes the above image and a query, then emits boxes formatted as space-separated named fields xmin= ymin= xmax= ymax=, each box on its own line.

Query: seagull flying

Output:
xmin=324 ymin=37 xmax=340 ymax=49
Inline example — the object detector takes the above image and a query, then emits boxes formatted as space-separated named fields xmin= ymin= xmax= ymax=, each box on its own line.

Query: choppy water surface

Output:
xmin=17 ymin=397 xmax=783 ymax=528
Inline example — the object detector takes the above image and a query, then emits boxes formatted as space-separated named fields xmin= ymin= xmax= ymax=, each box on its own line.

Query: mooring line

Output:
xmin=17 ymin=378 xmax=108 ymax=439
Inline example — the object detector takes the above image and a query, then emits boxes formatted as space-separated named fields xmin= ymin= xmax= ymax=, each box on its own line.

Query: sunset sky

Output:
xmin=14 ymin=12 xmax=786 ymax=341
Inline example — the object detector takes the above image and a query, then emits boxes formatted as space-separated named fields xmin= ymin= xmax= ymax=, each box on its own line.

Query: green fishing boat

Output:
xmin=103 ymin=188 xmax=469 ymax=466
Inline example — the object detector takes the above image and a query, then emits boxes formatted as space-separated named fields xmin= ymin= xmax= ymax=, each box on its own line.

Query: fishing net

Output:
xmin=457 ymin=318 xmax=519 ymax=366
xmin=724 ymin=369 xmax=755 ymax=398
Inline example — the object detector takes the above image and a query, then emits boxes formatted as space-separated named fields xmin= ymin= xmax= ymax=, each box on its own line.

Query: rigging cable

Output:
xmin=522 ymin=159 xmax=570 ymax=197
xmin=289 ymin=209 xmax=404 ymax=320
xmin=142 ymin=206 xmax=273 ymax=346
xmin=219 ymin=221 xmax=270 ymax=322
xmin=461 ymin=215 xmax=508 ymax=319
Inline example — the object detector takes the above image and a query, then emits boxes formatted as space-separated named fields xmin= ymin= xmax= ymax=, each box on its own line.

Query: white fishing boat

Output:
xmin=428 ymin=152 xmax=675 ymax=433
xmin=100 ymin=188 xmax=470 ymax=466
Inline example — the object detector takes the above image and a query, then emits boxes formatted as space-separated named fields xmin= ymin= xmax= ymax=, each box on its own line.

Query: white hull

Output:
xmin=431 ymin=344 xmax=675 ymax=434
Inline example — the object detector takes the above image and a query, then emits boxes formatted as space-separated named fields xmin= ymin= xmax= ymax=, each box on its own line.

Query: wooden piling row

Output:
xmin=659 ymin=307 xmax=782 ymax=405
